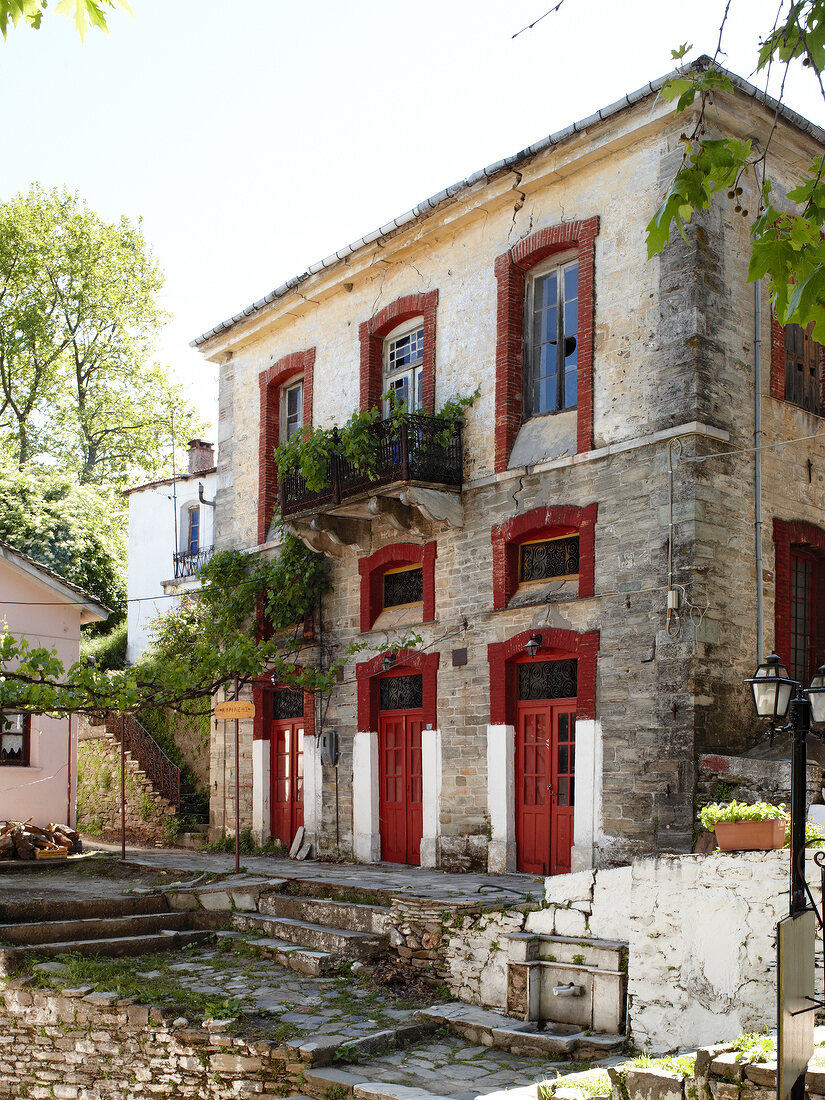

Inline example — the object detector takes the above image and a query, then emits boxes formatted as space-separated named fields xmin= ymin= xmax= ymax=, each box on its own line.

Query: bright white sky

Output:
xmin=2 ymin=0 xmax=824 ymax=438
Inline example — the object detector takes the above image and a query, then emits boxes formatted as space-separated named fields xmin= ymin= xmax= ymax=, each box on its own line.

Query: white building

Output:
xmin=124 ymin=440 xmax=217 ymax=663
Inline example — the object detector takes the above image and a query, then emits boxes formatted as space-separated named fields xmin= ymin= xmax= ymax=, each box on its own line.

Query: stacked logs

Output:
xmin=0 ymin=821 xmax=81 ymax=860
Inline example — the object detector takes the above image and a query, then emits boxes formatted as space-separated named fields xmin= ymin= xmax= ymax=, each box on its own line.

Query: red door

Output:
xmin=269 ymin=688 xmax=305 ymax=849
xmin=378 ymin=672 xmax=423 ymax=865
xmin=516 ymin=700 xmax=576 ymax=875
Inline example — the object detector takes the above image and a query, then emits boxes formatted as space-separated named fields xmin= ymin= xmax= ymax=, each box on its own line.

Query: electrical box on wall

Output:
xmin=320 ymin=730 xmax=339 ymax=767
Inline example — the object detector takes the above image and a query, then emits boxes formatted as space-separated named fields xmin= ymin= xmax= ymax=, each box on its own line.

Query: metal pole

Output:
xmin=789 ymin=695 xmax=811 ymax=918
xmin=234 ymin=676 xmax=240 ymax=875
xmin=120 ymin=714 xmax=126 ymax=862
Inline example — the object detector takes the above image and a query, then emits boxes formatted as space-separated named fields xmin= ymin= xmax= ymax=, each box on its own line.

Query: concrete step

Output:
xmin=232 ymin=912 xmax=386 ymax=960
xmin=416 ymin=1002 xmax=625 ymax=1062
xmin=0 ymin=928 xmax=213 ymax=975
xmin=215 ymin=929 xmax=341 ymax=976
xmin=290 ymin=1021 xmax=434 ymax=1067
xmin=257 ymin=893 xmax=392 ymax=935
xmin=0 ymin=910 xmax=192 ymax=946
xmin=0 ymin=892 xmax=168 ymax=925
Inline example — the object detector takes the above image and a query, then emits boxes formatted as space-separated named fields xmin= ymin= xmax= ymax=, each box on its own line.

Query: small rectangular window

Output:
xmin=284 ymin=381 xmax=303 ymax=440
xmin=187 ymin=508 xmax=200 ymax=555
xmin=519 ymin=536 xmax=579 ymax=583
xmin=0 ymin=712 xmax=30 ymax=766
xmin=785 ymin=323 xmax=822 ymax=415
xmin=383 ymin=565 xmax=423 ymax=609
xmin=525 ymin=260 xmax=578 ymax=416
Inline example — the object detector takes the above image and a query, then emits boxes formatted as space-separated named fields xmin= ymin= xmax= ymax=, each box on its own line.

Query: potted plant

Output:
xmin=698 ymin=800 xmax=788 ymax=851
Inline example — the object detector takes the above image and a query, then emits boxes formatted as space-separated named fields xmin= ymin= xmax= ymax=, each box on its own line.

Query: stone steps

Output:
xmin=0 ymin=892 xmax=168 ymax=925
xmin=214 ymin=929 xmax=341 ymax=976
xmin=257 ymin=893 xmax=392 ymax=935
xmin=0 ymin=928 xmax=213 ymax=974
xmin=417 ymin=1001 xmax=625 ymax=1062
xmin=232 ymin=911 xmax=387 ymax=961
xmin=0 ymin=909 xmax=194 ymax=945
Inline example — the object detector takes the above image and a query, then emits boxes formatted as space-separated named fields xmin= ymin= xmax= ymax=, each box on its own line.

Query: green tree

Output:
xmin=0 ymin=0 xmax=131 ymax=39
xmin=0 ymin=186 xmax=202 ymax=485
xmin=648 ymin=12 xmax=825 ymax=337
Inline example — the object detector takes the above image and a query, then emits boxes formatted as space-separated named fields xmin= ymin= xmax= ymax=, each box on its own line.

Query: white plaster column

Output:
xmin=252 ymin=737 xmax=270 ymax=846
xmin=571 ymin=718 xmax=601 ymax=872
xmin=302 ymin=734 xmax=323 ymax=853
xmin=419 ymin=727 xmax=442 ymax=868
xmin=353 ymin=730 xmax=381 ymax=862
xmin=486 ymin=723 xmax=516 ymax=872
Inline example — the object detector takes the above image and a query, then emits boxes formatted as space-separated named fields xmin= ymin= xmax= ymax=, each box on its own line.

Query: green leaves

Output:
xmin=0 ymin=0 xmax=131 ymax=38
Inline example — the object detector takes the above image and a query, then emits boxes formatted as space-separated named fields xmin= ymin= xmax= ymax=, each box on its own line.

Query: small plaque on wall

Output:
xmin=452 ymin=648 xmax=468 ymax=667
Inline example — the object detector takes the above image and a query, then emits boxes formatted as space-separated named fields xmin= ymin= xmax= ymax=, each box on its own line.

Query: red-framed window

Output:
xmin=494 ymin=217 xmax=599 ymax=473
xmin=770 ymin=316 xmax=825 ymax=416
xmin=491 ymin=503 xmax=597 ymax=610
xmin=774 ymin=518 xmax=825 ymax=684
xmin=358 ymin=541 xmax=437 ymax=632
xmin=258 ymin=348 xmax=316 ymax=544
xmin=359 ymin=291 xmax=438 ymax=414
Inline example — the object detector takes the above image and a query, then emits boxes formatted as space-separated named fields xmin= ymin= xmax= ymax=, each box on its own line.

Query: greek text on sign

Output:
xmin=214 ymin=700 xmax=255 ymax=719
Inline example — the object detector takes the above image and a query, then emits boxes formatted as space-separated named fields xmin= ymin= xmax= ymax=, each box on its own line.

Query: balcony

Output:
xmin=172 ymin=545 xmax=214 ymax=579
xmin=279 ymin=414 xmax=464 ymax=553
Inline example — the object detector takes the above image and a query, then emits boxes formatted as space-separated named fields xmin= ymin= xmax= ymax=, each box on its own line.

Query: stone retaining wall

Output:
xmin=696 ymin=752 xmax=822 ymax=824
xmin=0 ymin=979 xmax=292 ymax=1099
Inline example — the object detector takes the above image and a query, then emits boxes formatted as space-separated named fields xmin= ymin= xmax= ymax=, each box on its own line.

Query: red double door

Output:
xmin=378 ymin=674 xmax=423 ymax=865
xmin=516 ymin=700 xmax=576 ymax=875
xmin=270 ymin=717 xmax=304 ymax=850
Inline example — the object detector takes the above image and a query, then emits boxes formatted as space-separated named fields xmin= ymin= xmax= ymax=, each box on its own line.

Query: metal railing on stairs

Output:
xmin=106 ymin=714 xmax=181 ymax=810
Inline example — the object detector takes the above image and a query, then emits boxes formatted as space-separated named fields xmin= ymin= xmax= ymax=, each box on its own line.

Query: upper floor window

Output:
xmin=186 ymin=506 xmax=200 ymax=555
xmin=525 ymin=258 xmax=579 ymax=417
xmin=284 ymin=380 xmax=304 ymax=440
xmin=785 ymin=323 xmax=822 ymax=415
xmin=383 ymin=319 xmax=424 ymax=416
xmin=383 ymin=564 xmax=424 ymax=610
xmin=519 ymin=535 xmax=580 ymax=584
xmin=0 ymin=712 xmax=30 ymax=766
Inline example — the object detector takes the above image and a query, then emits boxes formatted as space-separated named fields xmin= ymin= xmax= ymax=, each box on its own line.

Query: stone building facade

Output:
xmin=193 ymin=60 xmax=825 ymax=873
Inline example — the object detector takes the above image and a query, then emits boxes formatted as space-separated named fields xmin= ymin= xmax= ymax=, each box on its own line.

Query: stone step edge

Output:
xmin=234 ymin=912 xmax=387 ymax=945
xmin=0 ymin=911 xmax=191 ymax=944
xmin=0 ymin=928 xmax=212 ymax=969
xmin=215 ymin=930 xmax=342 ymax=975
xmin=302 ymin=1066 xmax=450 ymax=1100
xmin=292 ymin=1020 xmax=436 ymax=1067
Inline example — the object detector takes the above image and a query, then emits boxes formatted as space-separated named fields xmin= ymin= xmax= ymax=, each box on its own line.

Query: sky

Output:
xmin=2 ymin=0 xmax=824 ymax=440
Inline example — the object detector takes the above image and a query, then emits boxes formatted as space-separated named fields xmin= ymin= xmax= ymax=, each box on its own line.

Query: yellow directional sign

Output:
xmin=214 ymin=700 xmax=255 ymax=719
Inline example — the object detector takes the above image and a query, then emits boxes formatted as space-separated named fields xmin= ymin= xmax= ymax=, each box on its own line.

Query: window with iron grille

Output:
xmin=272 ymin=689 xmax=304 ymax=721
xmin=383 ymin=565 xmax=423 ymax=609
xmin=0 ymin=712 xmax=30 ymax=765
xmin=517 ymin=660 xmax=577 ymax=701
xmin=519 ymin=536 xmax=579 ymax=583
xmin=379 ymin=674 xmax=423 ymax=711
xmin=525 ymin=259 xmax=578 ymax=417
xmin=785 ymin=323 xmax=822 ymax=415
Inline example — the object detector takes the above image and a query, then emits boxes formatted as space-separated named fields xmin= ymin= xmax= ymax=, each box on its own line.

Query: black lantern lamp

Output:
xmin=381 ymin=651 xmax=397 ymax=673
xmin=805 ymin=662 xmax=825 ymax=725
xmin=745 ymin=652 xmax=797 ymax=724
xmin=525 ymin=634 xmax=543 ymax=659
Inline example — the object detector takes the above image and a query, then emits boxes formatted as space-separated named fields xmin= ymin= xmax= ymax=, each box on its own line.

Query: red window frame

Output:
xmin=257 ymin=348 xmax=316 ymax=544
xmin=491 ymin=503 xmax=597 ymax=610
xmin=494 ymin=217 xmax=599 ymax=473
xmin=356 ymin=648 xmax=439 ymax=733
xmin=358 ymin=541 xmax=437 ymax=632
xmin=359 ymin=292 xmax=438 ymax=413
xmin=774 ymin=518 xmax=825 ymax=684
xmin=487 ymin=627 xmax=599 ymax=726
xmin=0 ymin=711 xmax=30 ymax=767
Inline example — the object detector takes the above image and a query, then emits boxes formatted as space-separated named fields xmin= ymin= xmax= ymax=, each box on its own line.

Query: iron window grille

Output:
xmin=517 ymin=659 xmax=577 ymax=701
xmin=383 ymin=565 xmax=424 ymax=609
xmin=273 ymin=689 xmax=305 ymax=721
xmin=379 ymin=673 xmax=423 ymax=711
xmin=519 ymin=536 xmax=580 ymax=583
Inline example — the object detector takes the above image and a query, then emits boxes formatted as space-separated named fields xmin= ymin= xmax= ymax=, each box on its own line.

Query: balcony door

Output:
xmin=269 ymin=688 xmax=305 ymax=849
xmin=378 ymin=672 xmax=423 ymax=865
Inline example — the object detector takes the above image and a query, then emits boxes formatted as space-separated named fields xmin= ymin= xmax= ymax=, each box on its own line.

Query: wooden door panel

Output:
xmin=270 ymin=721 xmax=304 ymax=849
xmin=551 ymin=708 xmax=575 ymax=875
xmin=379 ymin=713 xmax=423 ymax=866
xmin=516 ymin=702 xmax=576 ymax=876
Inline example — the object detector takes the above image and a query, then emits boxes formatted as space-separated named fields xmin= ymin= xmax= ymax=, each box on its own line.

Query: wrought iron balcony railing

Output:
xmin=279 ymin=413 xmax=463 ymax=518
xmin=107 ymin=714 xmax=180 ymax=809
xmin=173 ymin=545 xmax=214 ymax=579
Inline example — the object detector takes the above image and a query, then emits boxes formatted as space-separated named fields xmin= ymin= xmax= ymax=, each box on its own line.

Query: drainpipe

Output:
xmin=754 ymin=279 xmax=764 ymax=662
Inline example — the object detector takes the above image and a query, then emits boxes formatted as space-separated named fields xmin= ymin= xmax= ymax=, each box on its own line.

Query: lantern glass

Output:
xmin=749 ymin=654 xmax=794 ymax=720
xmin=806 ymin=665 xmax=825 ymax=725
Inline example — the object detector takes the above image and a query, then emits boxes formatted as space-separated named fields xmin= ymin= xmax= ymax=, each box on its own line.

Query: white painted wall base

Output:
xmin=353 ymin=730 xmax=381 ymax=862
xmin=252 ymin=738 xmax=270 ymax=846
xmin=303 ymin=733 xmax=322 ymax=853
xmin=420 ymin=727 xmax=442 ymax=868
xmin=571 ymin=718 xmax=601 ymax=871
xmin=486 ymin=724 xmax=516 ymax=873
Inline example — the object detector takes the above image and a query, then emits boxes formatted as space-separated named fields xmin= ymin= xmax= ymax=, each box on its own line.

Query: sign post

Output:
xmin=214 ymin=689 xmax=253 ymax=874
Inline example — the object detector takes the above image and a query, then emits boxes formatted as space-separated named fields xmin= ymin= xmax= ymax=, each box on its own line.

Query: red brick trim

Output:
xmin=491 ymin=503 xmax=597 ymax=610
xmin=252 ymin=677 xmax=315 ymax=741
xmin=257 ymin=348 xmax=316 ymax=544
xmin=494 ymin=217 xmax=599 ymax=472
xmin=357 ymin=541 xmax=437 ymax=632
xmin=774 ymin=518 xmax=825 ymax=669
xmin=359 ymin=291 xmax=439 ymax=413
xmin=770 ymin=314 xmax=786 ymax=401
xmin=356 ymin=649 xmax=440 ymax=732
xmin=487 ymin=628 xmax=599 ymax=724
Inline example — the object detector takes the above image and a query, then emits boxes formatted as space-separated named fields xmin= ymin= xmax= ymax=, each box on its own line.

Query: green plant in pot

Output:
xmin=698 ymin=800 xmax=789 ymax=851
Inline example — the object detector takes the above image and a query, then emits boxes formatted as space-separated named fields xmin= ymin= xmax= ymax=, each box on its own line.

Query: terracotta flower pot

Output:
xmin=714 ymin=819 xmax=786 ymax=851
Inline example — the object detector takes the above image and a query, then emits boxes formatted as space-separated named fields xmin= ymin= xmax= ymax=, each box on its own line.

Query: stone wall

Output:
xmin=696 ymin=752 xmax=823 ymax=826
xmin=77 ymin=728 xmax=173 ymax=844
xmin=0 ymin=980 xmax=290 ymax=1099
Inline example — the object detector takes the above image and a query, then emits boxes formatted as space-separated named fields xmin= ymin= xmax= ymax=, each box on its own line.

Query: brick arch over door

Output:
xmin=258 ymin=348 xmax=316 ymax=544
xmin=356 ymin=649 xmax=439 ymax=732
xmin=774 ymin=517 xmax=825 ymax=670
xmin=487 ymin=627 xmax=599 ymax=725
xmin=252 ymin=674 xmax=316 ymax=741
xmin=359 ymin=291 xmax=438 ymax=413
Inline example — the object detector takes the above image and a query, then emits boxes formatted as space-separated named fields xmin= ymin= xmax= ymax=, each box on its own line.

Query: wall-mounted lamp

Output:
xmin=524 ymin=634 xmax=543 ymax=659
xmin=382 ymin=652 xmax=397 ymax=672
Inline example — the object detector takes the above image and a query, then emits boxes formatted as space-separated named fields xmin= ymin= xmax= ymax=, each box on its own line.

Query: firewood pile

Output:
xmin=0 ymin=821 xmax=81 ymax=861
